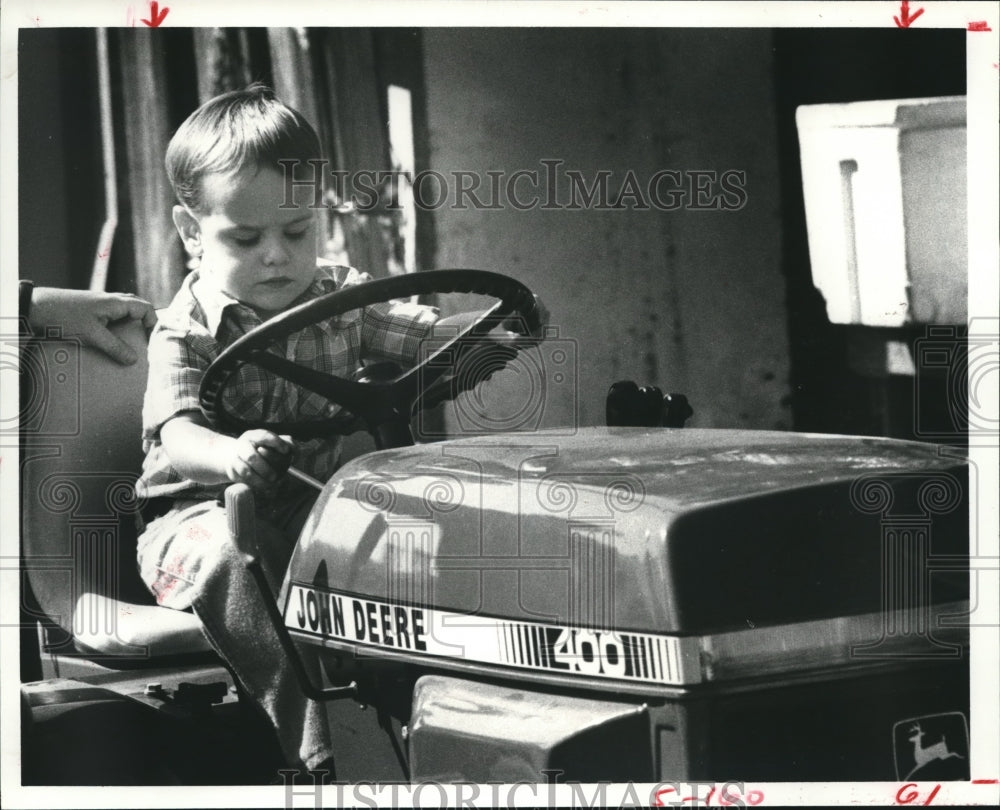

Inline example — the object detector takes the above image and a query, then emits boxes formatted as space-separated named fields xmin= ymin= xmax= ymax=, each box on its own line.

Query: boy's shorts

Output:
xmin=137 ymin=490 xmax=317 ymax=611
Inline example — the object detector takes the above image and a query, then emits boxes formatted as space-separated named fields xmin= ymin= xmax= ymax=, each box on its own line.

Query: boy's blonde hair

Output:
xmin=166 ymin=83 xmax=321 ymax=213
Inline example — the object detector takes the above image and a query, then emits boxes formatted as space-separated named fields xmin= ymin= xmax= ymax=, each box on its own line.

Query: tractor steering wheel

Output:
xmin=199 ymin=269 xmax=541 ymax=449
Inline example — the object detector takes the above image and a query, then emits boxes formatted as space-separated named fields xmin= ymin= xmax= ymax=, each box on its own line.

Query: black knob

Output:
xmin=662 ymin=393 xmax=693 ymax=427
xmin=607 ymin=380 xmax=639 ymax=426
xmin=637 ymin=385 xmax=664 ymax=427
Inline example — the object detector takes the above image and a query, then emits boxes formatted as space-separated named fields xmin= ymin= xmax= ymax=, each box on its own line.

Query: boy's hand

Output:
xmin=224 ymin=430 xmax=294 ymax=491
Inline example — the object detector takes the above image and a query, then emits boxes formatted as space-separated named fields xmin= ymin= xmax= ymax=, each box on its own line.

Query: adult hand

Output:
xmin=28 ymin=287 xmax=156 ymax=365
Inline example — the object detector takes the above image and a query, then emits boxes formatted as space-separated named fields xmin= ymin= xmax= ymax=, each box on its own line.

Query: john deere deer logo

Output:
xmin=906 ymin=723 xmax=963 ymax=778
xmin=893 ymin=713 xmax=969 ymax=781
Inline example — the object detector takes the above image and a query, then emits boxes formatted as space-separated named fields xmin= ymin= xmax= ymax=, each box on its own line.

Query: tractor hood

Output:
xmin=280 ymin=428 xmax=968 ymax=688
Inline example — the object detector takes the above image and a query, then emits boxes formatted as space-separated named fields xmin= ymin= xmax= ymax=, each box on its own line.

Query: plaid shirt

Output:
xmin=136 ymin=263 xmax=438 ymax=501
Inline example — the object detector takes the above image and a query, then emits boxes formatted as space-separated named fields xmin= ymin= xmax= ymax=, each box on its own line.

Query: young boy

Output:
xmin=134 ymin=85 xmax=441 ymax=774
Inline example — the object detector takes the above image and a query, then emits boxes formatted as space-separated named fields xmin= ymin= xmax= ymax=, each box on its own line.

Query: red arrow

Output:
xmin=141 ymin=1 xmax=169 ymax=27
xmin=894 ymin=1 xmax=924 ymax=28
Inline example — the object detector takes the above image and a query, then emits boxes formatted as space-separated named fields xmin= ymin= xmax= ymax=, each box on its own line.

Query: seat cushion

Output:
xmin=21 ymin=319 xmax=212 ymax=661
xmin=72 ymin=594 xmax=212 ymax=657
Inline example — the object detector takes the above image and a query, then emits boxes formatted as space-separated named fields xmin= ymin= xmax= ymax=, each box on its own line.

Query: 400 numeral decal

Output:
xmin=551 ymin=628 xmax=629 ymax=676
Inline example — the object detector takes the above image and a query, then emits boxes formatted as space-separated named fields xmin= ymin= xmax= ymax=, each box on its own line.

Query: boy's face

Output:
xmin=173 ymin=166 xmax=318 ymax=316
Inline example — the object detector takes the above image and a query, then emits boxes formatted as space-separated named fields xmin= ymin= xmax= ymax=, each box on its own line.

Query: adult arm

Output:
xmin=22 ymin=284 xmax=156 ymax=365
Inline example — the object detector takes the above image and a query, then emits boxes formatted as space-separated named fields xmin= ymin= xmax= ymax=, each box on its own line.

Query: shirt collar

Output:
xmin=191 ymin=267 xmax=338 ymax=339
xmin=190 ymin=272 xmax=258 ymax=338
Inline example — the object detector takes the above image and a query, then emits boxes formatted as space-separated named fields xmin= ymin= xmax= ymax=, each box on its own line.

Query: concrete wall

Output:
xmin=420 ymin=28 xmax=791 ymax=434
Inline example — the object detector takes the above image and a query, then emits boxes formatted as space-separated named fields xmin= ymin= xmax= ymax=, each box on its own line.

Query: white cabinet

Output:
xmin=797 ymin=97 xmax=966 ymax=326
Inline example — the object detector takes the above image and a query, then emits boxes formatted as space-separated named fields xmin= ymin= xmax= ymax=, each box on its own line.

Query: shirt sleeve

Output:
xmin=141 ymin=323 xmax=215 ymax=447
xmin=360 ymin=299 xmax=439 ymax=366
xmin=329 ymin=265 xmax=439 ymax=366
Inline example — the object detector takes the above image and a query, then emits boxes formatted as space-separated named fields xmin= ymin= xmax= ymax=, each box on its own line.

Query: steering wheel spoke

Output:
xmin=249 ymin=349 xmax=375 ymax=414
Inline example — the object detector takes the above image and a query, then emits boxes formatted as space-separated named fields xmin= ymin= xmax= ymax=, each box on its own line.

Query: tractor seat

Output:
xmin=21 ymin=317 xmax=211 ymax=661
